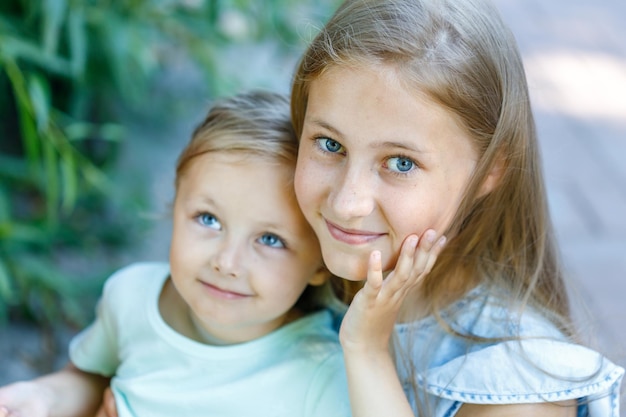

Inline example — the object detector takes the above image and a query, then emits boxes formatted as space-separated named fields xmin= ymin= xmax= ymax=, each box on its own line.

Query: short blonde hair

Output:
xmin=177 ymin=91 xmax=297 ymax=187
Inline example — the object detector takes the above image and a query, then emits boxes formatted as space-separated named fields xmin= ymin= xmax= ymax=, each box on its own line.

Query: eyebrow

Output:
xmin=374 ymin=141 xmax=429 ymax=154
xmin=308 ymin=118 xmax=344 ymax=138
xmin=308 ymin=118 xmax=429 ymax=154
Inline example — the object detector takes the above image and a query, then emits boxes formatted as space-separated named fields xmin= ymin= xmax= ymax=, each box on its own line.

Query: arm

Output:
xmin=456 ymin=402 xmax=577 ymax=417
xmin=0 ymin=362 xmax=109 ymax=417
xmin=340 ymin=231 xmax=444 ymax=417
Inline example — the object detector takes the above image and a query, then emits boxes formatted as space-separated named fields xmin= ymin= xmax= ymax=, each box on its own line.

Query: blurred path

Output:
xmin=493 ymin=0 xmax=626 ymax=377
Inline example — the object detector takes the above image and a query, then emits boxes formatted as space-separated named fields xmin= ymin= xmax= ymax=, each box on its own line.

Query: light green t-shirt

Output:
xmin=70 ymin=262 xmax=351 ymax=417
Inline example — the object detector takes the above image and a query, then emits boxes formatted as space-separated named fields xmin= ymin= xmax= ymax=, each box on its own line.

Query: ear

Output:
xmin=308 ymin=264 xmax=331 ymax=287
xmin=478 ymin=153 xmax=505 ymax=197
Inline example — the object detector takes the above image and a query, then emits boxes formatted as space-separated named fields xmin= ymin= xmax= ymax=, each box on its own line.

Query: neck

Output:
xmin=189 ymin=312 xmax=231 ymax=346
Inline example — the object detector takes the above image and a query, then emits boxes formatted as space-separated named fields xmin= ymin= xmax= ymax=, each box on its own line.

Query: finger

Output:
xmin=363 ymin=250 xmax=384 ymax=297
xmin=423 ymin=235 xmax=447 ymax=273
xmin=103 ymin=387 xmax=119 ymax=417
xmin=411 ymin=229 xmax=438 ymax=274
xmin=389 ymin=234 xmax=419 ymax=285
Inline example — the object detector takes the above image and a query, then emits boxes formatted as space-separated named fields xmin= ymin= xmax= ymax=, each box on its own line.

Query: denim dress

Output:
xmin=394 ymin=287 xmax=624 ymax=417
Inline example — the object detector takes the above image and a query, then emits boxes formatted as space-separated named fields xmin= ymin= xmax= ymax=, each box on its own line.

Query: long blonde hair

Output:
xmin=292 ymin=0 xmax=572 ymax=334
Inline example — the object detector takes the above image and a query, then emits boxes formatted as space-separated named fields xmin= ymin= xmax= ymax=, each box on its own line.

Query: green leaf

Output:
xmin=99 ymin=123 xmax=125 ymax=142
xmin=0 ymin=258 xmax=15 ymax=300
xmin=0 ymin=184 xmax=9 ymax=223
xmin=42 ymin=0 xmax=68 ymax=56
xmin=27 ymin=73 xmax=51 ymax=133
xmin=59 ymin=147 xmax=78 ymax=213
xmin=67 ymin=5 xmax=86 ymax=78
xmin=16 ymin=88 xmax=42 ymax=172
xmin=0 ymin=36 xmax=73 ymax=76
xmin=4 ymin=60 xmax=42 ymax=168
xmin=42 ymin=131 xmax=60 ymax=225
xmin=0 ymin=222 xmax=49 ymax=244
xmin=64 ymin=121 xmax=96 ymax=141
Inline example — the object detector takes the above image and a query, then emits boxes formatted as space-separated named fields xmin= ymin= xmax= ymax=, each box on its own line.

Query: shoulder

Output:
xmin=277 ymin=309 xmax=345 ymax=381
xmin=102 ymin=262 xmax=170 ymax=295
xmin=96 ymin=262 xmax=169 ymax=318
xmin=296 ymin=311 xmax=349 ymax=416
xmin=287 ymin=309 xmax=342 ymax=351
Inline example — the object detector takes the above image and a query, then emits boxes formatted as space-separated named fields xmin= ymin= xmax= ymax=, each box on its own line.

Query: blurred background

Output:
xmin=0 ymin=0 xmax=624 ymax=408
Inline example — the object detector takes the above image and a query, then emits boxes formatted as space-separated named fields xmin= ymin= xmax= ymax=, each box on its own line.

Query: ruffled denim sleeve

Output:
xmin=419 ymin=339 xmax=623 ymax=417
xmin=394 ymin=287 xmax=624 ymax=417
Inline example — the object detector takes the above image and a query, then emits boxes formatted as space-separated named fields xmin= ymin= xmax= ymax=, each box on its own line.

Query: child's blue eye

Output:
xmin=198 ymin=213 xmax=221 ymax=230
xmin=258 ymin=233 xmax=286 ymax=248
xmin=317 ymin=138 xmax=344 ymax=154
xmin=387 ymin=156 xmax=415 ymax=173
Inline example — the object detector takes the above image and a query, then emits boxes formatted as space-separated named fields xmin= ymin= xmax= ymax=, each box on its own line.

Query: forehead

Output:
xmin=181 ymin=151 xmax=294 ymax=184
xmin=180 ymin=152 xmax=296 ymax=206
xmin=306 ymin=64 xmax=476 ymax=158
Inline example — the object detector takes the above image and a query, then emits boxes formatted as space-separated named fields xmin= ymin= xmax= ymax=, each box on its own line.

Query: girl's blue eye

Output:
xmin=387 ymin=156 xmax=415 ymax=173
xmin=198 ymin=213 xmax=221 ymax=230
xmin=318 ymin=138 xmax=344 ymax=154
xmin=258 ymin=233 xmax=286 ymax=249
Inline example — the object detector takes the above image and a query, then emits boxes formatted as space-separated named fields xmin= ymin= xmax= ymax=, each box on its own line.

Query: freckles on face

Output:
xmin=295 ymin=64 xmax=478 ymax=280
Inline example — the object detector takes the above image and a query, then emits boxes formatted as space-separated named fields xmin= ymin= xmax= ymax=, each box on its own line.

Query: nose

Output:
xmin=210 ymin=238 xmax=243 ymax=277
xmin=328 ymin=163 xmax=376 ymax=220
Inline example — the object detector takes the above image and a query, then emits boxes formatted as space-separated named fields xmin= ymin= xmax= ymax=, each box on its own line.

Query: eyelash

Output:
xmin=315 ymin=136 xmax=346 ymax=155
xmin=312 ymin=136 xmax=419 ymax=177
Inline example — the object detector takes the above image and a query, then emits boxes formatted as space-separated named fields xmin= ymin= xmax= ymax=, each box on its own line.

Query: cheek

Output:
xmin=386 ymin=194 xmax=452 ymax=242
xmin=294 ymin=157 xmax=318 ymax=215
xmin=169 ymin=222 xmax=203 ymax=273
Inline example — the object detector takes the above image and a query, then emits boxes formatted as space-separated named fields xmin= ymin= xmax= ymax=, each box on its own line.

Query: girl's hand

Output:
xmin=339 ymin=230 xmax=446 ymax=354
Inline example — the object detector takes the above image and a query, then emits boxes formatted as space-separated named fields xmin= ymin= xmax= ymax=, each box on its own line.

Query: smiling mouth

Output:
xmin=325 ymin=220 xmax=385 ymax=245
xmin=199 ymin=281 xmax=251 ymax=300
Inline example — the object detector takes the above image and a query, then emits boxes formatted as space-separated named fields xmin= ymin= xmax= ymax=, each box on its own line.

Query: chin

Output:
xmin=321 ymin=248 xmax=369 ymax=282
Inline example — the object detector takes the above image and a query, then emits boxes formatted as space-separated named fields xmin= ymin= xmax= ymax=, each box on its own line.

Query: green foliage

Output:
xmin=0 ymin=0 xmax=341 ymax=331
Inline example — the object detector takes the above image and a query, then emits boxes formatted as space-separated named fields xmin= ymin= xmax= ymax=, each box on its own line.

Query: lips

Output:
xmin=199 ymin=281 xmax=251 ymax=300
xmin=325 ymin=219 xmax=385 ymax=245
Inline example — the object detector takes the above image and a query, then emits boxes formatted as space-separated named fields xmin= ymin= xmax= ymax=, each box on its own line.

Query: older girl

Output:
xmin=291 ymin=0 xmax=623 ymax=416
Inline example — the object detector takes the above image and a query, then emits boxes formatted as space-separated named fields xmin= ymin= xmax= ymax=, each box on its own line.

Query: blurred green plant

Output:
xmin=0 ymin=0 xmax=340 ymax=334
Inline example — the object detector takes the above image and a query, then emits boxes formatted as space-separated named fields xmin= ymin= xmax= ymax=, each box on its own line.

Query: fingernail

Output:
xmin=424 ymin=230 xmax=436 ymax=243
xmin=438 ymin=236 xmax=447 ymax=247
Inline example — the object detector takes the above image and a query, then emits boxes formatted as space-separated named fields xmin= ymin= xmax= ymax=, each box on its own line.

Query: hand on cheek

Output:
xmin=339 ymin=230 xmax=447 ymax=355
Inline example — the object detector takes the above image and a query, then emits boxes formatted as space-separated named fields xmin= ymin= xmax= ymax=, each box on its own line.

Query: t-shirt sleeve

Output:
xmin=68 ymin=273 xmax=122 ymax=376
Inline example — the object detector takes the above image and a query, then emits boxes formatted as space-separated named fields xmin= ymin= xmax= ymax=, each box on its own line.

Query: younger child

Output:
xmin=0 ymin=91 xmax=358 ymax=417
